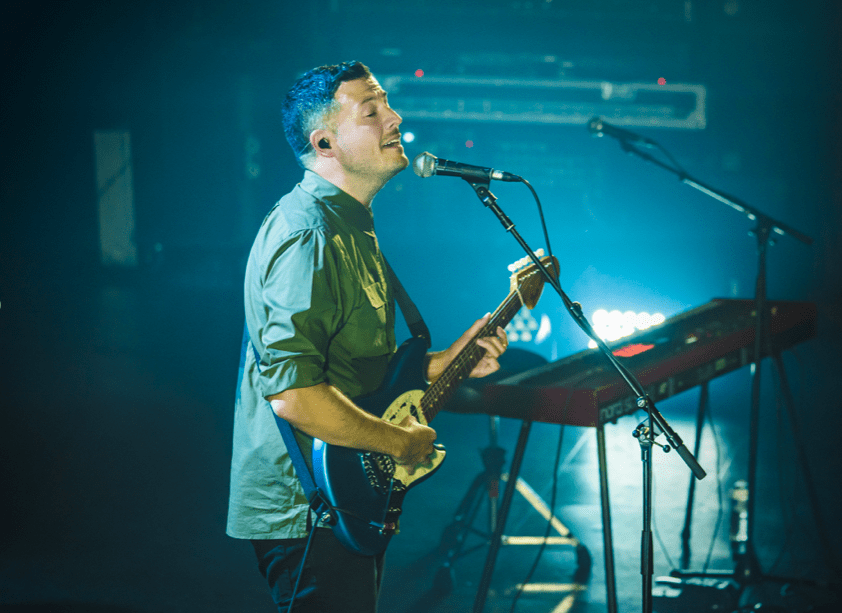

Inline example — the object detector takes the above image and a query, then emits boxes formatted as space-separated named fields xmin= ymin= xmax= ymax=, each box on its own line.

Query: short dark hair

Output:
xmin=281 ymin=61 xmax=372 ymax=168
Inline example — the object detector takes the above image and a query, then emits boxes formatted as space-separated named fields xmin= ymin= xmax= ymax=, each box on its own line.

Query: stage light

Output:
xmin=535 ymin=313 xmax=552 ymax=343
xmin=588 ymin=309 xmax=665 ymax=348
xmin=414 ymin=69 xmax=424 ymax=78
xmin=505 ymin=309 xmax=539 ymax=343
xmin=402 ymin=132 xmax=415 ymax=143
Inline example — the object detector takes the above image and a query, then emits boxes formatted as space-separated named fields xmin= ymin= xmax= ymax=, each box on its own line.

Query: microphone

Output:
xmin=412 ymin=151 xmax=522 ymax=182
xmin=588 ymin=117 xmax=655 ymax=147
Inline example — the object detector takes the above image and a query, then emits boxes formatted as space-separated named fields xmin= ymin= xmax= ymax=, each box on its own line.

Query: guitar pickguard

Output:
xmin=379 ymin=390 xmax=445 ymax=487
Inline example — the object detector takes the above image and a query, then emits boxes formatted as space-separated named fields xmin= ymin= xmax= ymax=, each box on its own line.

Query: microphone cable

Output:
xmin=520 ymin=177 xmax=556 ymax=277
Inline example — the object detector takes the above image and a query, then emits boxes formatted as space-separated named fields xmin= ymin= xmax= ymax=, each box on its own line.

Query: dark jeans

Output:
xmin=251 ymin=528 xmax=385 ymax=613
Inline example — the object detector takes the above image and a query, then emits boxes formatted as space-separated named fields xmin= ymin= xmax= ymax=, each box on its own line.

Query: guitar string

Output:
xmin=429 ymin=300 xmax=512 ymax=395
xmin=420 ymin=290 xmax=523 ymax=421
xmin=419 ymin=261 xmax=549 ymax=421
xmin=438 ymin=292 xmax=521 ymax=386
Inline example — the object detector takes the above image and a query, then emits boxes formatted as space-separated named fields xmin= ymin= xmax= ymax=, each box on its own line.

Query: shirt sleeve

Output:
xmin=255 ymin=227 xmax=345 ymax=398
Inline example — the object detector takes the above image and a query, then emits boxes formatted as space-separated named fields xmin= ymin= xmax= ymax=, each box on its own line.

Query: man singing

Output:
xmin=227 ymin=61 xmax=508 ymax=612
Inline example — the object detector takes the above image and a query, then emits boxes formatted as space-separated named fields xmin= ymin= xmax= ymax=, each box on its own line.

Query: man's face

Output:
xmin=328 ymin=76 xmax=408 ymax=185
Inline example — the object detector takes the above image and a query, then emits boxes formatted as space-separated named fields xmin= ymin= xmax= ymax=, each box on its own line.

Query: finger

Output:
xmin=466 ymin=313 xmax=492 ymax=337
xmin=477 ymin=337 xmax=506 ymax=358
xmin=397 ymin=444 xmax=434 ymax=467
xmin=445 ymin=314 xmax=491 ymax=359
xmin=471 ymin=353 xmax=501 ymax=376
xmin=480 ymin=359 xmax=501 ymax=375
xmin=480 ymin=327 xmax=508 ymax=350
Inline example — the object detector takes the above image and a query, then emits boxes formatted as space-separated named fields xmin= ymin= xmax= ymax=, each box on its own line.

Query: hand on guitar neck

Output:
xmin=425 ymin=313 xmax=509 ymax=383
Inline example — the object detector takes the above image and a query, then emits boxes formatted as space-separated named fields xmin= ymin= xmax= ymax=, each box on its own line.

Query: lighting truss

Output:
xmin=380 ymin=74 xmax=706 ymax=129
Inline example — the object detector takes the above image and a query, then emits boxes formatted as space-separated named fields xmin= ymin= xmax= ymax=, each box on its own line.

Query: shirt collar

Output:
xmin=298 ymin=170 xmax=376 ymax=235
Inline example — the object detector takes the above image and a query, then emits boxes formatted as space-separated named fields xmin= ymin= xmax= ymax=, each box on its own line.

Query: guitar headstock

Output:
xmin=508 ymin=249 xmax=559 ymax=309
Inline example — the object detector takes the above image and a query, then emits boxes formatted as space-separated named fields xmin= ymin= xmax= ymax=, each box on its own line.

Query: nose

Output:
xmin=386 ymin=105 xmax=402 ymax=127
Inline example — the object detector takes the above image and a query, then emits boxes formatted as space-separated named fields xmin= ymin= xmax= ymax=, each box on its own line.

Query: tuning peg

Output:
xmin=507 ymin=249 xmax=546 ymax=273
xmin=507 ymin=256 xmax=526 ymax=272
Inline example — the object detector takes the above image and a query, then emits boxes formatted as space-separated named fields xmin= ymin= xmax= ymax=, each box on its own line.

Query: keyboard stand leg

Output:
xmin=472 ymin=419 xmax=532 ymax=613
xmin=773 ymin=352 xmax=840 ymax=579
xmin=680 ymin=381 xmax=709 ymax=570
xmin=434 ymin=417 xmax=505 ymax=595
xmin=597 ymin=422 xmax=619 ymax=613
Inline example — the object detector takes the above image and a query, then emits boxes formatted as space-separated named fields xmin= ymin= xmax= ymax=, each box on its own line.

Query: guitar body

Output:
xmin=309 ymin=253 xmax=556 ymax=556
xmin=311 ymin=337 xmax=446 ymax=556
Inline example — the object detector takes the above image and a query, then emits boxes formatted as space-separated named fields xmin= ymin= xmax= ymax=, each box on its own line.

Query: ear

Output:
xmin=309 ymin=129 xmax=335 ymax=158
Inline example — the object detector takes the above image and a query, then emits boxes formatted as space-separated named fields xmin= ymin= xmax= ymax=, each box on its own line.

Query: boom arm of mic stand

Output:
xmin=466 ymin=180 xmax=707 ymax=481
xmin=616 ymin=142 xmax=813 ymax=247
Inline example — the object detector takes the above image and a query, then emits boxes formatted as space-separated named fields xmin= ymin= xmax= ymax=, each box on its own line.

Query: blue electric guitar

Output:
xmin=311 ymin=252 xmax=557 ymax=556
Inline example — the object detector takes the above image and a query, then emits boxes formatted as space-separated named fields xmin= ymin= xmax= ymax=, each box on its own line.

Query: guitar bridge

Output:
xmin=361 ymin=452 xmax=404 ymax=495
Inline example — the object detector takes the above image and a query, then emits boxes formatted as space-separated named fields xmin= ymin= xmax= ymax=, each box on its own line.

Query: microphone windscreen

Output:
xmin=412 ymin=152 xmax=437 ymax=178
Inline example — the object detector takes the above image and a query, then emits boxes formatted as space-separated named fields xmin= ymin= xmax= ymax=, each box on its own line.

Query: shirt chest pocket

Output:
xmin=336 ymin=280 xmax=391 ymax=357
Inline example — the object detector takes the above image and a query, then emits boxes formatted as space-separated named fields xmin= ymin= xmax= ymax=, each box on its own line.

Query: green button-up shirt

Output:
xmin=227 ymin=170 xmax=397 ymax=540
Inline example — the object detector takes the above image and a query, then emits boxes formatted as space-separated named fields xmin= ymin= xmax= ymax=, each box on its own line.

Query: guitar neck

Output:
xmin=420 ymin=291 xmax=524 ymax=423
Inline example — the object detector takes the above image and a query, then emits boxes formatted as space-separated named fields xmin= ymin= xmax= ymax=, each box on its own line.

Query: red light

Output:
xmin=657 ymin=77 xmax=666 ymax=85
xmin=465 ymin=140 xmax=474 ymax=148
xmin=612 ymin=343 xmax=655 ymax=358
xmin=414 ymin=69 xmax=424 ymax=78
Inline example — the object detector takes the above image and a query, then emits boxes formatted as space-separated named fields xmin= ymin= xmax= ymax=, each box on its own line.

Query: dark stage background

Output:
xmin=2 ymin=1 xmax=841 ymax=612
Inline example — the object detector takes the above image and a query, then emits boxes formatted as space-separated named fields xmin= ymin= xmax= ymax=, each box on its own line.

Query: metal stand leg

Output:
xmin=597 ymin=423 xmax=619 ymax=613
xmin=435 ymin=417 xmax=506 ymax=594
xmin=472 ymin=419 xmax=532 ymax=613
xmin=772 ymin=353 xmax=840 ymax=579
xmin=634 ymin=421 xmax=655 ymax=613
xmin=666 ymin=351 xmax=836 ymax=608
xmin=680 ymin=382 xmax=709 ymax=570
xmin=460 ymin=417 xmax=591 ymax=612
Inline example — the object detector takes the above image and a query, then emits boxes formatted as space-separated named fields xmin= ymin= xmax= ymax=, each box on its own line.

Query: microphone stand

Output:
xmin=606 ymin=139 xmax=821 ymax=602
xmin=465 ymin=179 xmax=706 ymax=613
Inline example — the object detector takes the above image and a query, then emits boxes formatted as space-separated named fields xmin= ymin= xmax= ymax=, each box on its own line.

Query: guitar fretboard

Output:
xmin=419 ymin=290 xmax=525 ymax=422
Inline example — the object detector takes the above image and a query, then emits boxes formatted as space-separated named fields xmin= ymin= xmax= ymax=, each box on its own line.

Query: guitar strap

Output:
xmin=238 ymin=324 xmax=333 ymax=525
xmin=236 ymin=258 xmax=430 ymax=526
xmin=382 ymin=256 xmax=432 ymax=349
